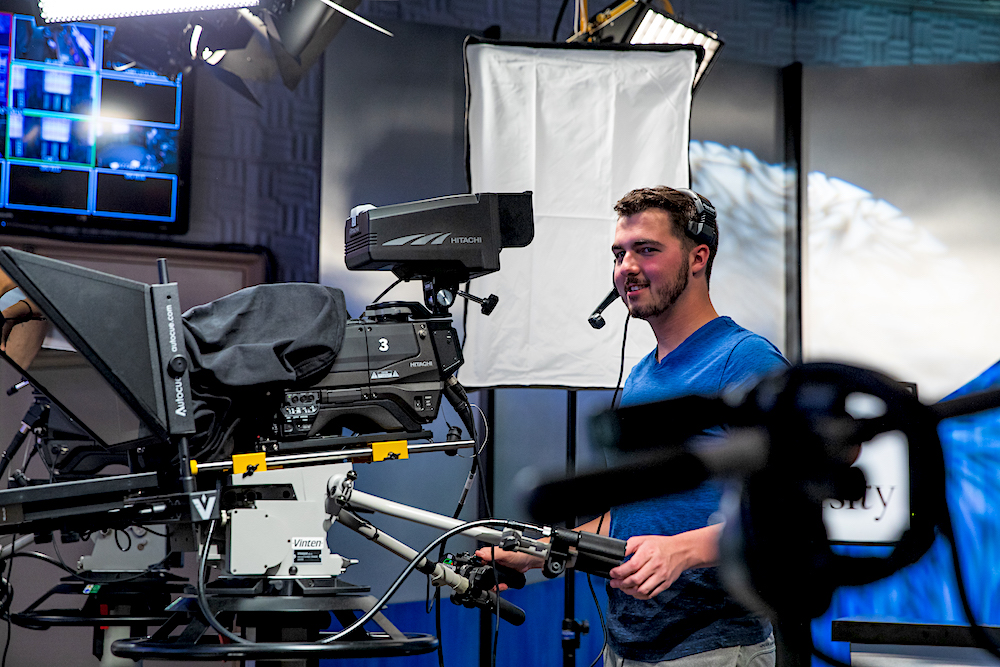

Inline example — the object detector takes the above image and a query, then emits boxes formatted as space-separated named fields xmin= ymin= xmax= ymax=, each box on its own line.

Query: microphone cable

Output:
xmin=610 ymin=313 xmax=631 ymax=410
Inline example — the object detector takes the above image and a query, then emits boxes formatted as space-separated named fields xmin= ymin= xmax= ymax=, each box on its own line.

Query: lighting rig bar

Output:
xmin=37 ymin=0 xmax=261 ymax=23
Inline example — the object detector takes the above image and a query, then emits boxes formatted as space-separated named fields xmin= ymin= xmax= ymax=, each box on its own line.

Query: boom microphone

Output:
xmin=588 ymin=288 xmax=620 ymax=329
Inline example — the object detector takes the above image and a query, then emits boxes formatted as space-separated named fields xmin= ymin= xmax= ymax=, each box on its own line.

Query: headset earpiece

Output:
xmin=675 ymin=188 xmax=717 ymax=248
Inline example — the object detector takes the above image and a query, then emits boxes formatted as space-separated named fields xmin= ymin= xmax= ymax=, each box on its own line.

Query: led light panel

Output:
xmin=38 ymin=0 xmax=260 ymax=23
xmin=630 ymin=9 xmax=720 ymax=85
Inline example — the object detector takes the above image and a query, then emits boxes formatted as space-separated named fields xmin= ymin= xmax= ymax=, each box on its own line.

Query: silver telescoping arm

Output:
xmin=327 ymin=473 xmax=626 ymax=588
xmin=343 ymin=489 xmax=549 ymax=551
xmin=327 ymin=485 xmax=537 ymax=625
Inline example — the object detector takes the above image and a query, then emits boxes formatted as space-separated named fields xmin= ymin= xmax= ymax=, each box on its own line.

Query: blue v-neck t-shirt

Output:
xmin=607 ymin=316 xmax=788 ymax=662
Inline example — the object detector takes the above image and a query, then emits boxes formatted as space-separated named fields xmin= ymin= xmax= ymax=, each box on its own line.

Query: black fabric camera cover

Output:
xmin=181 ymin=283 xmax=348 ymax=459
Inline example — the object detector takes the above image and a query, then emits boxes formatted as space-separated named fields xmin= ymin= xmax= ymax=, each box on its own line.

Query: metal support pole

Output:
xmin=782 ymin=62 xmax=806 ymax=365
xmin=480 ymin=388 xmax=497 ymax=667
xmin=562 ymin=390 xmax=583 ymax=667
xmin=778 ymin=63 xmax=813 ymax=667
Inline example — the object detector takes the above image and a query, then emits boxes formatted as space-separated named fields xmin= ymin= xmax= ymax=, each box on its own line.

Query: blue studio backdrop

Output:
xmin=813 ymin=358 xmax=1000 ymax=663
xmin=325 ymin=572 xmax=610 ymax=667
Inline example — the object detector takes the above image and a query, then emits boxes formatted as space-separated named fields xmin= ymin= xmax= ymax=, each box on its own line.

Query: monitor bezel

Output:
xmin=0 ymin=13 xmax=195 ymax=236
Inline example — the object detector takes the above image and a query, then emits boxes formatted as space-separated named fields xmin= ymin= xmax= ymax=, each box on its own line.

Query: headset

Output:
xmin=674 ymin=187 xmax=718 ymax=248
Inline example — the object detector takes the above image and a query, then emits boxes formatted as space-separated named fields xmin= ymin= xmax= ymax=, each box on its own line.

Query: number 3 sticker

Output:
xmin=378 ymin=338 xmax=389 ymax=351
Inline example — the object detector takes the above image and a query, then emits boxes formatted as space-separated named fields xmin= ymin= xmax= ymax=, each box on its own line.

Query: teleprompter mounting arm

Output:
xmin=1 ymin=397 xmax=48 ymax=480
xmin=151 ymin=259 xmax=219 ymax=524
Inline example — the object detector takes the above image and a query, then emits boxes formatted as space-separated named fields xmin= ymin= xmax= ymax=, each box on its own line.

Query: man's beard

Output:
xmin=628 ymin=256 xmax=689 ymax=320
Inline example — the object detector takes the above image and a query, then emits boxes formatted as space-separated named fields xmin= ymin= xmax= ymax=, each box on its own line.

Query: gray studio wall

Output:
xmin=183 ymin=68 xmax=325 ymax=283
xmin=319 ymin=18 xmax=468 ymax=316
xmin=358 ymin=0 xmax=1000 ymax=67
xmin=94 ymin=0 xmax=1000 ymax=291
xmin=11 ymin=2 xmax=988 ymax=284
xmin=58 ymin=0 xmax=985 ymax=301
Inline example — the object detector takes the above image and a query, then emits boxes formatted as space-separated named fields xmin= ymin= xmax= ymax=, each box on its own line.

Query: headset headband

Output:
xmin=674 ymin=188 xmax=718 ymax=248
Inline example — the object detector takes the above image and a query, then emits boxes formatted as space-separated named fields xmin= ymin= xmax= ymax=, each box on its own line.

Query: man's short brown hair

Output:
xmin=614 ymin=185 xmax=718 ymax=284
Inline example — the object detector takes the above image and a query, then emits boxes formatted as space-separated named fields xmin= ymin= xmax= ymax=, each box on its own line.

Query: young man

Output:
xmin=479 ymin=186 xmax=787 ymax=667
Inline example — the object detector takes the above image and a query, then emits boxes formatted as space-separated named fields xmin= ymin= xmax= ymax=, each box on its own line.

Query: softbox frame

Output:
xmin=460 ymin=39 xmax=700 ymax=389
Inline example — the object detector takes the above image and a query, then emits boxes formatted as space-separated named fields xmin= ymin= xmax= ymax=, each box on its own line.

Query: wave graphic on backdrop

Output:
xmin=691 ymin=139 xmax=992 ymax=401
xmin=690 ymin=141 xmax=788 ymax=354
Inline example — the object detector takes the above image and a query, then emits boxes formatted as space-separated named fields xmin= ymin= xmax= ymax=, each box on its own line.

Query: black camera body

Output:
xmin=268 ymin=302 xmax=463 ymax=443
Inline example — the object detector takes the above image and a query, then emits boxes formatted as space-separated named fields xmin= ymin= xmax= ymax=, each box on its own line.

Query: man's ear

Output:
xmin=690 ymin=244 xmax=711 ymax=276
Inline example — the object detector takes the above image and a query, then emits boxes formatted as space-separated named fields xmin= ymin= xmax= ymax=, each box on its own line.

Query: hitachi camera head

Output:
xmin=344 ymin=192 xmax=533 ymax=314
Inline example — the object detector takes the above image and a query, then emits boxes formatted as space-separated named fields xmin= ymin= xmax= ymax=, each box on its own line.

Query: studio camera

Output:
xmin=0 ymin=191 xmax=536 ymax=662
xmin=256 ymin=191 xmax=534 ymax=453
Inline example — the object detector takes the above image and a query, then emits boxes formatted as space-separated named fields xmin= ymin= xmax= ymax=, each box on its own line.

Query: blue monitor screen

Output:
xmin=0 ymin=13 xmax=190 ymax=233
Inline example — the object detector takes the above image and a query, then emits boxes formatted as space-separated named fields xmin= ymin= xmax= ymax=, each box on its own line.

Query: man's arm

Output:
xmin=608 ymin=523 xmax=721 ymax=600
xmin=0 ymin=269 xmax=16 ymax=299
xmin=475 ymin=511 xmax=611 ymax=578
xmin=1 ymin=299 xmax=44 ymax=352
xmin=1 ymin=276 xmax=48 ymax=364
xmin=573 ymin=511 xmax=610 ymax=537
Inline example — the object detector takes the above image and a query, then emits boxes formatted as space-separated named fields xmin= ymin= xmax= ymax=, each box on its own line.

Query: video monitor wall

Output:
xmin=0 ymin=13 xmax=191 ymax=233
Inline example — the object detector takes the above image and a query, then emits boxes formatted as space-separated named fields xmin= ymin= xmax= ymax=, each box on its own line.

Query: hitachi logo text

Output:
xmin=451 ymin=237 xmax=482 ymax=244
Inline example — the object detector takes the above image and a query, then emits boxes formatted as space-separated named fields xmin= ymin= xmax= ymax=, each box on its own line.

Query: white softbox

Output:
xmin=461 ymin=41 xmax=699 ymax=388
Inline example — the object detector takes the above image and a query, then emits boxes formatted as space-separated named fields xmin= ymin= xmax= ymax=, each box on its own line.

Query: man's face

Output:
xmin=612 ymin=208 xmax=690 ymax=321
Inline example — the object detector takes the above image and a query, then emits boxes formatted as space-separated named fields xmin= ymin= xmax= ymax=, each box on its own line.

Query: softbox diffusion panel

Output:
xmin=462 ymin=41 xmax=698 ymax=388
xmin=0 ymin=248 xmax=167 ymax=445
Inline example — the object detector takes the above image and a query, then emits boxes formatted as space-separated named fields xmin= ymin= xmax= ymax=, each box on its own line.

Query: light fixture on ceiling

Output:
xmin=50 ymin=0 xmax=391 ymax=105
xmin=570 ymin=1 xmax=723 ymax=88
xmin=37 ymin=0 xmax=261 ymax=23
